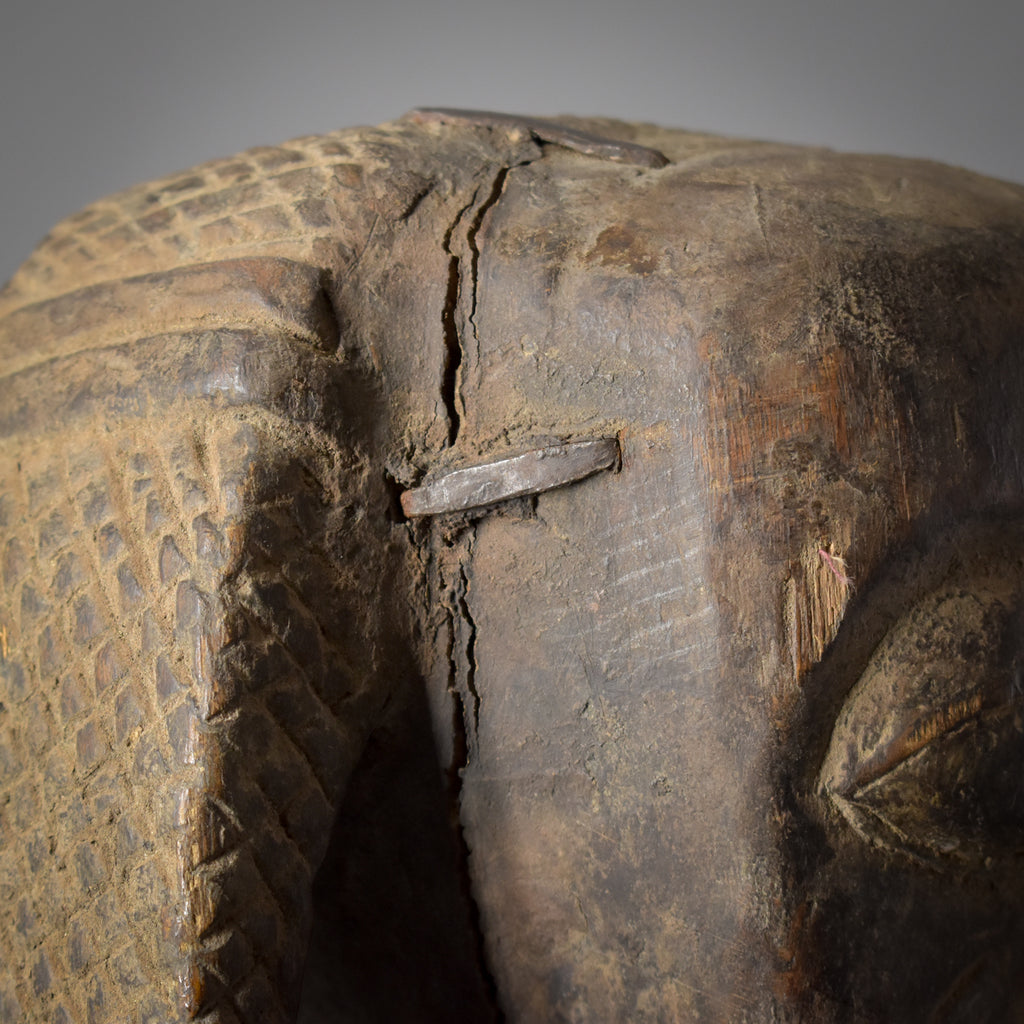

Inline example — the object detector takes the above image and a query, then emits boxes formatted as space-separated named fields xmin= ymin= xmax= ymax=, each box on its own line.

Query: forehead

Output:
xmin=472 ymin=148 xmax=1024 ymax=557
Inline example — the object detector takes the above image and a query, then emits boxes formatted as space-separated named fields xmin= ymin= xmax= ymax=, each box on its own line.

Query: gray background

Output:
xmin=2 ymin=0 xmax=1021 ymax=287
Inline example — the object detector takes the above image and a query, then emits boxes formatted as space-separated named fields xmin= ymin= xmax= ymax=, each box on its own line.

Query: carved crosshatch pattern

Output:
xmin=0 ymin=402 xmax=398 ymax=1022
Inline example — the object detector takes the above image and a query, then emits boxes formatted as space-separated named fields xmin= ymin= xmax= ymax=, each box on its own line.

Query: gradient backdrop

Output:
xmin=1 ymin=0 xmax=1022 ymax=286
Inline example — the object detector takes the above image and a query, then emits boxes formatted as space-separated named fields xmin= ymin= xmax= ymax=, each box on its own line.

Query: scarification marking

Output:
xmin=230 ymin=575 xmax=353 ymax=723
xmin=252 ymin=692 xmax=335 ymax=808
xmin=59 ymin=455 xmax=136 ymax=706
xmin=0 ymin=431 xmax=209 ymax=1021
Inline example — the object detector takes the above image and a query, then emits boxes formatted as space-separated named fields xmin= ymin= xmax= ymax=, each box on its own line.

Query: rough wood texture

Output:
xmin=1 ymin=111 xmax=1024 ymax=1022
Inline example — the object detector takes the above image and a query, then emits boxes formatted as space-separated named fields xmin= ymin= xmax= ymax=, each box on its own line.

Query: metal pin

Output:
xmin=400 ymin=438 xmax=620 ymax=518
xmin=407 ymin=108 xmax=670 ymax=170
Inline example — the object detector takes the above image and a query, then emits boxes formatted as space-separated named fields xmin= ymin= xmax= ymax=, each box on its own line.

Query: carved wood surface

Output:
xmin=1 ymin=113 xmax=1024 ymax=1021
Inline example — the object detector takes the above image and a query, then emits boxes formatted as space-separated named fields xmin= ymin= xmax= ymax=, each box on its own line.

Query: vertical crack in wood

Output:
xmin=425 ymin=149 xmax=544 ymax=1021
xmin=440 ymin=192 xmax=478 ymax=447
xmin=439 ymin=160 xmax=516 ymax=450
xmin=439 ymin=527 xmax=502 ymax=1019
xmin=465 ymin=166 xmax=510 ymax=367
xmin=457 ymin=560 xmax=481 ymax=736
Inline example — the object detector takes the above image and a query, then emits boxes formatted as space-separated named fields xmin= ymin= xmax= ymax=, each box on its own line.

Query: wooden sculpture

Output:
xmin=1 ymin=109 xmax=1024 ymax=1022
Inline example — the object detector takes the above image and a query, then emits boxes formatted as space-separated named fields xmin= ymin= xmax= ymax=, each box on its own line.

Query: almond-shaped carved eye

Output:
xmin=819 ymin=580 xmax=1024 ymax=865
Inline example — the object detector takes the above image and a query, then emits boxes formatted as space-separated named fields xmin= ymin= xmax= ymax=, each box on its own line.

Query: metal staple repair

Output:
xmin=407 ymin=108 xmax=670 ymax=169
xmin=400 ymin=438 xmax=620 ymax=518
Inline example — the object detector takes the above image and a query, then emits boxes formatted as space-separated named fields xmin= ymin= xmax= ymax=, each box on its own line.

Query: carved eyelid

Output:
xmin=845 ymin=691 xmax=987 ymax=793
xmin=818 ymin=564 xmax=1024 ymax=863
